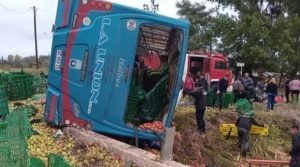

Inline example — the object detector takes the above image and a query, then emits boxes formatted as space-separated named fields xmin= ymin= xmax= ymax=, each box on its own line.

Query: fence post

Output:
xmin=160 ymin=126 xmax=176 ymax=161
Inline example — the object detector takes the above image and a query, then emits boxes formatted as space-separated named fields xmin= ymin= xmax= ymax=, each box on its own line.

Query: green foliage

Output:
xmin=177 ymin=0 xmax=300 ymax=75
xmin=176 ymin=0 xmax=216 ymax=51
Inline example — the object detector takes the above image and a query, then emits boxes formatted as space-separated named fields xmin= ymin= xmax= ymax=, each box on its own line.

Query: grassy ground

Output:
xmin=0 ymin=66 xmax=48 ymax=75
xmin=173 ymin=100 xmax=298 ymax=167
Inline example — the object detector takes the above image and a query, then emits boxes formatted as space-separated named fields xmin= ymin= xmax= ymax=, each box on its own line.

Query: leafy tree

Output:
xmin=14 ymin=54 xmax=22 ymax=68
xmin=143 ymin=0 xmax=159 ymax=13
xmin=176 ymin=0 xmax=216 ymax=51
xmin=206 ymin=0 xmax=300 ymax=76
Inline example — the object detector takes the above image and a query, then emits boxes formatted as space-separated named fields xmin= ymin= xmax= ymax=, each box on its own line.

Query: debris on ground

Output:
xmin=173 ymin=101 xmax=294 ymax=167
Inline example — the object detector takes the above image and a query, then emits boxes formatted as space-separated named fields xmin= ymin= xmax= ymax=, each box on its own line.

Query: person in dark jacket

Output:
xmin=285 ymin=78 xmax=291 ymax=103
xmin=236 ymin=113 xmax=264 ymax=157
xmin=266 ymin=78 xmax=278 ymax=111
xmin=290 ymin=124 xmax=300 ymax=167
xmin=197 ymin=72 xmax=209 ymax=92
xmin=184 ymin=87 xmax=207 ymax=133
xmin=213 ymin=75 xmax=229 ymax=111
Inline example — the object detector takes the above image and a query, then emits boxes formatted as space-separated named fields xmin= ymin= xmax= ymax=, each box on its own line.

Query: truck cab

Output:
xmin=44 ymin=0 xmax=190 ymax=141
xmin=184 ymin=50 xmax=232 ymax=87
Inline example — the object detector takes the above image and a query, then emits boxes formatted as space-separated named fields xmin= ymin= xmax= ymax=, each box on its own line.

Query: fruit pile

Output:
xmin=76 ymin=145 xmax=120 ymax=167
xmin=28 ymin=123 xmax=122 ymax=167
xmin=139 ymin=121 xmax=164 ymax=132
xmin=28 ymin=123 xmax=77 ymax=165
xmin=25 ymin=95 xmax=122 ymax=167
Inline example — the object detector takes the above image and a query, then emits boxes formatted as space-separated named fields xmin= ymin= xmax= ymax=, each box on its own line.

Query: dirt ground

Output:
xmin=173 ymin=101 xmax=300 ymax=167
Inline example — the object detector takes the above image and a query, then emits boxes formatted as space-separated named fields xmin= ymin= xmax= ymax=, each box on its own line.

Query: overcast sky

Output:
xmin=0 ymin=0 xmax=216 ymax=57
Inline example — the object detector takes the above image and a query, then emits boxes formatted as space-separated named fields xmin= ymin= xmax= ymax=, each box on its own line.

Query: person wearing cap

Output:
xmin=235 ymin=112 xmax=264 ymax=157
xmin=290 ymin=123 xmax=300 ymax=167
xmin=183 ymin=87 xmax=207 ymax=134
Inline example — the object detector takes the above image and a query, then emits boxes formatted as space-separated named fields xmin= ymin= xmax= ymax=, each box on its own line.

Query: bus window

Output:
xmin=215 ymin=61 xmax=227 ymax=70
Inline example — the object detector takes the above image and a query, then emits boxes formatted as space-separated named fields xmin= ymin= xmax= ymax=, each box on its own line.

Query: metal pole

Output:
xmin=134 ymin=126 xmax=138 ymax=147
xmin=241 ymin=66 xmax=243 ymax=75
xmin=33 ymin=6 xmax=39 ymax=69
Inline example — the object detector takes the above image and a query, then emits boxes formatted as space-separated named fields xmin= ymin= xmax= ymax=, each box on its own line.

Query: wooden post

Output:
xmin=33 ymin=6 xmax=39 ymax=69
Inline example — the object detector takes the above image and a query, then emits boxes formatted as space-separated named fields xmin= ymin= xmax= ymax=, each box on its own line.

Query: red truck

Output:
xmin=184 ymin=50 xmax=232 ymax=87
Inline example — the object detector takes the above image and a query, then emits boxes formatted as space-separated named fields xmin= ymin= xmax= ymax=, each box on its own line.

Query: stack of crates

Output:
xmin=206 ymin=90 xmax=234 ymax=109
xmin=141 ymin=75 xmax=168 ymax=122
xmin=124 ymin=74 xmax=145 ymax=124
xmin=7 ymin=72 xmax=34 ymax=101
xmin=0 ymin=73 xmax=9 ymax=90
xmin=0 ymin=86 xmax=9 ymax=117
xmin=0 ymin=110 xmax=31 ymax=167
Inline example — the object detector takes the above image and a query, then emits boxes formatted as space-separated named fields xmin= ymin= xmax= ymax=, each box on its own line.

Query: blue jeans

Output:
xmin=267 ymin=93 xmax=276 ymax=110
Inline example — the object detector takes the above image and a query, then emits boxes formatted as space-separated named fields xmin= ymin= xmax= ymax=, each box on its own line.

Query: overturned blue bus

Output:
xmin=45 ymin=0 xmax=190 ymax=141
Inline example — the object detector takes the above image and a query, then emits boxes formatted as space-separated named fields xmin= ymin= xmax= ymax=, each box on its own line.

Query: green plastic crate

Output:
xmin=7 ymin=110 xmax=32 ymax=137
xmin=48 ymin=154 xmax=72 ymax=167
xmin=0 ymin=86 xmax=9 ymax=117
xmin=0 ymin=73 xmax=9 ymax=89
xmin=223 ymin=92 xmax=234 ymax=108
xmin=124 ymin=72 xmax=146 ymax=124
xmin=0 ymin=126 xmax=28 ymax=167
xmin=0 ymin=108 xmax=31 ymax=167
xmin=207 ymin=90 xmax=234 ymax=109
xmin=207 ymin=89 xmax=214 ymax=106
xmin=141 ymin=75 xmax=168 ymax=122
xmin=7 ymin=73 xmax=34 ymax=101
xmin=14 ymin=105 xmax=38 ymax=118
xmin=32 ymin=75 xmax=47 ymax=94
xmin=28 ymin=157 xmax=45 ymax=167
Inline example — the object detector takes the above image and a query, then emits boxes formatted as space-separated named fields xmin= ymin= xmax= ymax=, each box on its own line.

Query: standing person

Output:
xmin=256 ymin=78 xmax=265 ymax=93
xmin=183 ymin=72 xmax=195 ymax=100
xmin=256 ymin=78 xmax=265 ymax=102
xmin=285 ymin=77 xmax=291 ymax=103
xmin=232 ymin=75 xmax=245 ymax=103
xmin=198 ymin=72 xmax=209 ymax=91
xmin=184 ymin=72 xmax=195 ymax=93
xmin=289 ymin=124 xmax=300 ymax=167
xmin=184 ymin=87 xmax=207 ymax=133
xmin=213 ymin=75 xmax=229 ymax=111
xmin=235 ymin=113 xmax=264 ymax=157
xmin=194 ymin=71 xmax=201 ymax=87
xmin=289 ymin=78 xmax=300 ymax=103
xmin=243 ymin=73 xmax=255 ymax=103
xmin=266 ymin=78 xmax=278 ymax=111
